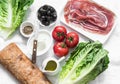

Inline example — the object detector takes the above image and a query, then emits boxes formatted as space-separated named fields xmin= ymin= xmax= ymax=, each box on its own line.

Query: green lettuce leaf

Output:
xmin=0 ymin=0 xmax=34 ymax=39
xmin=59 ymin=41 xmax=109 ymax=84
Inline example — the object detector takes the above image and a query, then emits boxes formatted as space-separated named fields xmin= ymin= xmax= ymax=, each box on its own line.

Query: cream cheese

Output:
xmin=27 ymin=30 xmax=52 ymax=56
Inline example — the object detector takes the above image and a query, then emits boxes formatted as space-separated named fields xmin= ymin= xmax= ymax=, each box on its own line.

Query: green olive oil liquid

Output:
xmin=45 ymin=60 xmax=57 ymax=71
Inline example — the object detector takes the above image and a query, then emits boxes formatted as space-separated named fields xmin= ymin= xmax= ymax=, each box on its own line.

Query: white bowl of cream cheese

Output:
xmin=27 ymin=29 xmax=52 ymax=56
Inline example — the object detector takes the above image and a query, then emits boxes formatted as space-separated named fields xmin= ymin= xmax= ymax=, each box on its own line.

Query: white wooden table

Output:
xmin=0 ymin=0 xmax=120 ymax=84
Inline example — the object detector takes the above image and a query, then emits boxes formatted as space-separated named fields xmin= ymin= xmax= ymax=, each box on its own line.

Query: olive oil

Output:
xmin=45 ymin=60 xmax=57 ymax=71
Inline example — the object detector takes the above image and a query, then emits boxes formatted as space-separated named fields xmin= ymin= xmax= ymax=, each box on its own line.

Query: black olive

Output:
xmin=51 ymin=17 xmax=56 ymax=22
xmin=38 ymin=7 xmax=47 ymax=15
xmin=42 ymin=5 xmax=49 ymax=10
xmin=38 ymin=7 xmax=44 ymax=13
xmin=38 ymin=14 xmax=41 ymax=20
xmin=41 ymin=20 xmax=50 ymax=26
xmin=47 ymin=16 xmax=51 ymax=21
xmin=50 ymin=7 xmax=55 ymax=13
xmin=47 ymin=10 xmax=51 ymax=15
xmin=53 ymin=13 xmax=57 ymax=18
xmin=38 ymin=8 xmax=41 ymax=13
xmin=47 ymin=5 xmax=51 ymax=10
xmin=45 ymin=21 xmax=50 ymax=26
xmin=38 ymin=12 xmax=42 ymax=19
xmin=51 ymin=13 xmax=57 ymax=21
xmin=41 ymin=16 xmax=46 ymax=20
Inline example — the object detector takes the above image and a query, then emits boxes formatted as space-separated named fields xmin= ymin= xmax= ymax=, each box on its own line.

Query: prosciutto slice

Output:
xmin=64 ymin=0 xmax=115 ymax=35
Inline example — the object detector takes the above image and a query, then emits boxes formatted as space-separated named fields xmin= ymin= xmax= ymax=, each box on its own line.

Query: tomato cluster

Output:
xmin=52 ymin=26 xmax=79 ymax=57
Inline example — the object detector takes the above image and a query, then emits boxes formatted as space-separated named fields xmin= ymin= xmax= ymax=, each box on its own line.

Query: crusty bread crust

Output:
xmin=0 ymin=43 xmax=51 ymax=84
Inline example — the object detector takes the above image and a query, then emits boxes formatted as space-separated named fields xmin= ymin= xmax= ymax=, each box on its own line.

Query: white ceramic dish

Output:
xmin=41 ymin=56 xmax=65 ymax=76
xmin=27 ymin=30 xmax=53 ymax=56
xmin=20 ymin=21 xmax=35 ymax=38
xmin=36 ymin=5 xmax=57 ymax=28
xmin=36 ymin=11 xmax=57 ymax=28
xmin=60 ymin=11 xmax=117 ymax=44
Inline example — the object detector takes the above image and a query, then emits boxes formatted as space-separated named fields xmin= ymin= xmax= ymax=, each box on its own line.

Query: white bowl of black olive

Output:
xmin=37 ymin=4 xmax=57 ymax=27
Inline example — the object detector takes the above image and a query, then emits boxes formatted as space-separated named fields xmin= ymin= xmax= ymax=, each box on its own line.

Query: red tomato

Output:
xmin=65 ymin=32 xmax=79 ymax=48
xmin=53 ymin=42 xmax=69 ymax=57
xmin=52 ymin=26 xmax=67 ymax=42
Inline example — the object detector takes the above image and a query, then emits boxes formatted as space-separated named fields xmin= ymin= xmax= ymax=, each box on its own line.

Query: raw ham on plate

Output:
xmin=61 ymin=0 xmax=116 ymax=43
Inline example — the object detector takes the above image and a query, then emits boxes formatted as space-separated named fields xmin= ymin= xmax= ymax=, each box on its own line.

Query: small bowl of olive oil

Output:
xmin=42 ymin=57 xmax=65 ymax=76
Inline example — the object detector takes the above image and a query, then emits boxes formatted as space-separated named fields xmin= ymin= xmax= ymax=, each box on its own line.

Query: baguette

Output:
xmin=0 ymin=43 xmax=51 ymax=84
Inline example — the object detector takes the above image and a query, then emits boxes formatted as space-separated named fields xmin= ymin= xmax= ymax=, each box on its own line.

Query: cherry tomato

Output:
xmin=53 ymin=42 xmax=69 ymax=57
xmin=52 ymin=26 xmax=67 ymax=42
xmin=65 ymin=32 xmax=79 ymax=48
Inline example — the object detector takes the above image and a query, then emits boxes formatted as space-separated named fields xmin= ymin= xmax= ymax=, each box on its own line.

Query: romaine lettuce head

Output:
xmin=0 ymin=0 xmax=34 ymax=39
xmin=59 ymin=41 xmax=109 ymax=84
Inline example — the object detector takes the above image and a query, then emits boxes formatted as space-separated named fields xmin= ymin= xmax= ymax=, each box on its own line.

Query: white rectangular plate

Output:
xmin=60 ymin=10 xmax=116 ymax=44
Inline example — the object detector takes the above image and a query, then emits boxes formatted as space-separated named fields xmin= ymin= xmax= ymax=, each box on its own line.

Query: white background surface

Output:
xmin=0 ymin=0 xmax=120 ymax=84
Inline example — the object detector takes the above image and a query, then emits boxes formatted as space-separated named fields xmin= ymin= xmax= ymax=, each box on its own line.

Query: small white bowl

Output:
xmin=36 ymin=5 xmax=57 ymax=27
xmin=27 ymin=30 xmax=52 ymax=56
xmin=20 ymin=21 xmax=35 ymax=38
xmin=41 ymin=56 xmax=65 ymax=76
